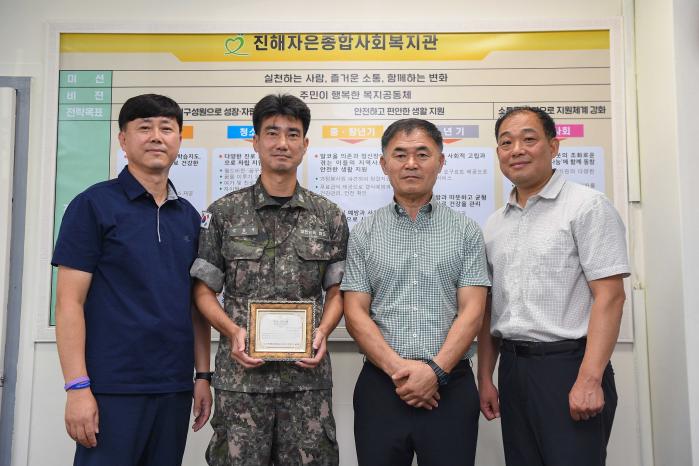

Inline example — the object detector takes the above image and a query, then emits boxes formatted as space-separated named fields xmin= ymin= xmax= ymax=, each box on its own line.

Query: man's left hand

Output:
xmin=569 ymin=378 xmax=604 ymax=421
xmin=392 ymin=360 xmax=440 ymax=409
xmin=191 ymin=379 xmax=212 ymax=432
xmin=295 ymin=328 xmax=328 ymax=369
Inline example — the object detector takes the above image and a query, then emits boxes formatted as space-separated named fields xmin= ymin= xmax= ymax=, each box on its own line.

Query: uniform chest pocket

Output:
xmin=293 ymin=238 xmax=334 ymax=295
xmin=221 ymin=227 xmax=265 ymax=295
xmin=295 ymin=238 xmax=333 ymax=261
xmin=294 ymin=215 xmax=333 ymax=263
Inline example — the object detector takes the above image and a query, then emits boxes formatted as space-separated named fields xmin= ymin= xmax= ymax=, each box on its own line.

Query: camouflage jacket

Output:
xmin=191 ymin=177 xmax=349 ymax=393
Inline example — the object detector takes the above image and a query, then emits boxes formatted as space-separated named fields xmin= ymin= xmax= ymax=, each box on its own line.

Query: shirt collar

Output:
xmin=118 ymin=166 xmax=179 ymax=202
xmin=252 ymin=176 xmax=308 ymax=210
xmin=391 ymin=196 xmax=437 ymax=217
xmin=165 ymin=182 xmax=178 ymax=201
xmin=503 ymin=169 xmax=565 ymax=214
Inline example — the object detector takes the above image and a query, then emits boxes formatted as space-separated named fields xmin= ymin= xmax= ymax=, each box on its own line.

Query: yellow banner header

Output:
xmin=60 ymin=31 xmax=609 ymax=62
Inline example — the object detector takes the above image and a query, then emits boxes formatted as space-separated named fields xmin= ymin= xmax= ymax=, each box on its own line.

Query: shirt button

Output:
xmin=413 ymin=333 xmax=417 ymax=338
xmin=413 ymin=228 xmax=418 ymax=233
xmin=413 ymin=253 xmax=418 ymax=258
xmin=413 ymin=280 xmax=418 ymax=285
xmin=413 ymin=306 xmax=418 ymax=311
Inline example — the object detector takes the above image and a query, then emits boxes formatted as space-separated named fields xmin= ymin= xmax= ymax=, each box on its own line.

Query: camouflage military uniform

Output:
xmin=206 ymin=389 xmax=337 ymax=466
xmin=191 ymin=177 xmax=348 ymax=465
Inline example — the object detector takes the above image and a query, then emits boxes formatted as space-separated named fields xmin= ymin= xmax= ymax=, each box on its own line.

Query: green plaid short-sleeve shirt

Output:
xmin=340 ymin=199 xmax=490 ymax=360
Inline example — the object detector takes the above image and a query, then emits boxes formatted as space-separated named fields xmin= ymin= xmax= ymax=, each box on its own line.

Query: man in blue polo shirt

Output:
xmin=52 ymin=94 xmax=212 ymax=466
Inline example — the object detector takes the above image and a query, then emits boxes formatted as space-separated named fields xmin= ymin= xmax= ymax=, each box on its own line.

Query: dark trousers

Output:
xmin=74 ymin=391 xmax=192 ymax=466
xmin=499 ymin=341 xmax=617 ymax=466
xmin=353 ymin=360 xmax=479 ymax=466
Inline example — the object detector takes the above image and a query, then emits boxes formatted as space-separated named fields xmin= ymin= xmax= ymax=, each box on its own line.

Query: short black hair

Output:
xmin=381 ymin=118 xmax=443 ymax=153
xmin=118 ymin=94 xmax=183 ymax=131
xmin=252 ymin=94 xmax=311 ymax=136
xmin=494 ymin=106 xmax=557 ymax=140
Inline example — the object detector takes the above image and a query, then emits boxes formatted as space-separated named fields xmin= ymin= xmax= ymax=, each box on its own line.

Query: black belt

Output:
xmin=501 ymin=338 xmax=586 ymax=356
xmin=364 ymin=358 xmax=470 ymax=378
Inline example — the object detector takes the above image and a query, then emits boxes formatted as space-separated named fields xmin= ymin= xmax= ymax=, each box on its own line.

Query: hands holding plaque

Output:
xmin=247 ymin=301 xmax=316 ymax=361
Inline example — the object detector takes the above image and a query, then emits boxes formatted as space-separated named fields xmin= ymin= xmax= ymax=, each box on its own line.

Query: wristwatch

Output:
xmin=426 ymin=360 xmax=450 ymax=386
xmin=194 ymin=371 xmax=214 ymax=382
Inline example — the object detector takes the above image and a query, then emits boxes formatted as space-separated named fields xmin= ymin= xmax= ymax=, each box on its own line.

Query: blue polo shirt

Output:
xmin=52 ymin=167 xmax=201 ymax=394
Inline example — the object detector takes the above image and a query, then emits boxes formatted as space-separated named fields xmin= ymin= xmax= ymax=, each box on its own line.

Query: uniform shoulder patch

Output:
xmin=200 ymin=211 xmax=212 ymax=229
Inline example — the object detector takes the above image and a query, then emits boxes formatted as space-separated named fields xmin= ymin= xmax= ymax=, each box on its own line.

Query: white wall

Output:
xmin=674 ymin=0 xmax=699 ymax=460
xmin=3 ymin=0 xmax=678 ymax=465
xmin=634 ymin=0 xmax=699 ymax=463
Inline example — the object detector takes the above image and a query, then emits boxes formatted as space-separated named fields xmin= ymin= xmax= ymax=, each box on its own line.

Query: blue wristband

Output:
xmin=64 ymin=376 xmax=91 ymax=391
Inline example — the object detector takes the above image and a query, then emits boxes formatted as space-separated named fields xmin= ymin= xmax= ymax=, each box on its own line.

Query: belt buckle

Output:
xmin=512 ymin=342 xmax=524 ymax=356
xmin=518 ymin=341 xmax=542 ymax=357
xmin=512 ymin=340 xmax=529 ymax=356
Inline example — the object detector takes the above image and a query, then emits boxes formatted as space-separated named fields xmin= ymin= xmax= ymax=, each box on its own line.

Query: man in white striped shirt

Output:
xmin=478 ymin=107 xmax=630 ymax=466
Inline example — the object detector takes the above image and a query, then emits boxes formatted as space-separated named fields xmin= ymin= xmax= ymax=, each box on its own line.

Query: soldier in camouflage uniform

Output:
xmin=191 ymin=94 xmax=349 ymax=466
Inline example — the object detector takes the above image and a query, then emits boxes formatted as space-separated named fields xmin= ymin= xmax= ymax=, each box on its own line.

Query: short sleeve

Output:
xmin=322 ymin=208 xmax=350 ymax=289
xmin=573 ymin=196 xmax=631 ymax=281
xmin=51 ymin=193 xmax=102 ymax=273
xmin=339 ymin=222 xmax=371 ymax=293
xmin=328 ymin=209 xmax=349 ymax=264
xmin=458 ymin=222 xmax=491 ymax=288
xmin=190 ymin=207 xmax=225 ymax=293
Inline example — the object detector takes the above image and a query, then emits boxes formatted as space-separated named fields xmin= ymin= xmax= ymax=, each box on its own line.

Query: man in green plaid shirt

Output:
xmin=341 ymin=119 xmax=490 ymax=466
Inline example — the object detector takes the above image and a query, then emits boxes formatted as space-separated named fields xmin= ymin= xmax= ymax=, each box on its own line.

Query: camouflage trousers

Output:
xmin=206 ymin=388 xmax=339 ymax=466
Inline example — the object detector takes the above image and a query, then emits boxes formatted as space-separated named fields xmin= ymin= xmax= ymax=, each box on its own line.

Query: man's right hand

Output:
xmin=478 ymin=378 xmax=501 ymax=420
xmin=65 ymin=389 xmax=99 ymax=448
xmin=229 ymin=326 xmax=264 ymax=369
xmin=391 ymin=360 xmax=441 ymax=410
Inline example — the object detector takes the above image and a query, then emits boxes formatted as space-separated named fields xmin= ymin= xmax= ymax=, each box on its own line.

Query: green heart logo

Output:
xmin=224 ymin=36 xmax=248 ymax=57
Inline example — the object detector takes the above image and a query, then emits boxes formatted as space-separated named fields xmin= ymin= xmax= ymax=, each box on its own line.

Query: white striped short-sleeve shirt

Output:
xmin=341 ymin=199 xmax=490 ymax=360
xmin=484 ymin=170 xmax=630 ymax=342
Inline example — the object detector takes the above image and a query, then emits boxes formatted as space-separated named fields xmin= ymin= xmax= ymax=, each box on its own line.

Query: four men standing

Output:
xmin=54 ymin=94 xmax=628 ymax=465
